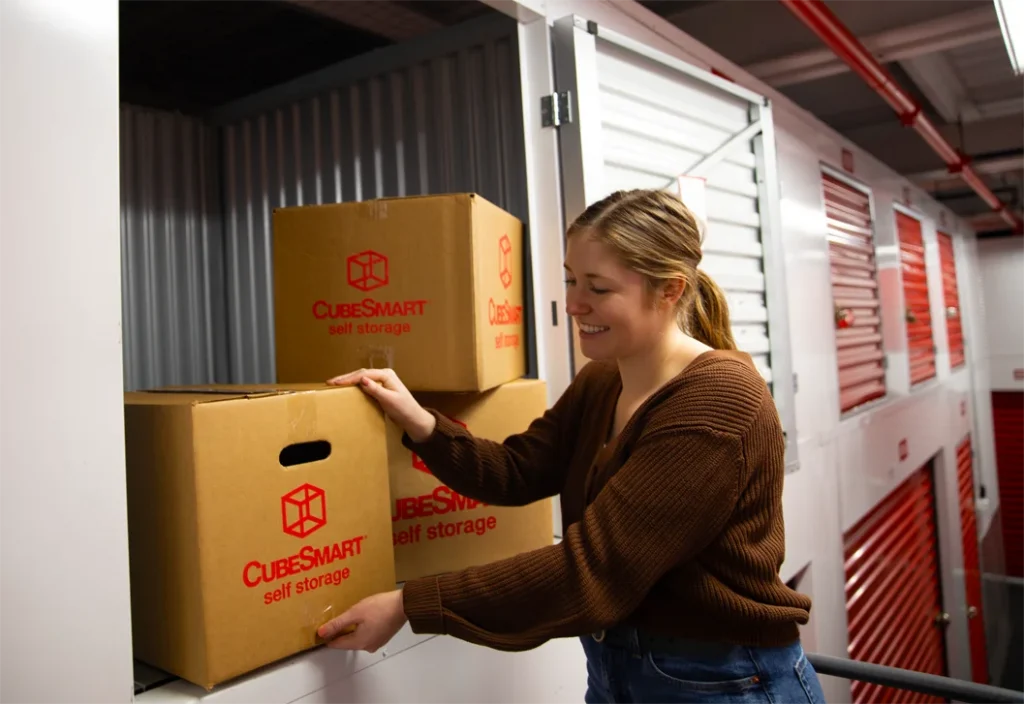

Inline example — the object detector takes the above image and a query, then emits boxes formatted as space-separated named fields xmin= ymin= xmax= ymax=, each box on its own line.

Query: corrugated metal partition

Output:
xmin=822 ymin=172 xmax=886 ymax=413
xmin=216 ymin=17 xmax=527 ymax=383
xmin=844 ymin=465 xmax=947 ymax=704
xmin=993 ymin=391 xmax=1024 ymax=578
xmin=936 ymin=231 xmax=965 ymax=369
xmin=956 ymin=435 xmax=990 ymax=684
xmin=896 ymin=211 xmax=936 ymax=386
xmin=119 ymin=105 xmax=228 ymax=391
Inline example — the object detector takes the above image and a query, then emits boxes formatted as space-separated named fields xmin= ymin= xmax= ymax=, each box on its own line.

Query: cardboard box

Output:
xmin=273 ymin=193 xmax=526 ymax=392
xmin=123 ymin=385 xmax=396 ymax=690
xmin=388 ymin=379 xmax=554 ymax=582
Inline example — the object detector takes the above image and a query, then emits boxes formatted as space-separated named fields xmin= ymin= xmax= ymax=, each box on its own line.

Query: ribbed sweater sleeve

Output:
xmin=401 ymin=426 xmax=744 ymax=650
xmin=400 ymin=374 xmax=579 ymax=507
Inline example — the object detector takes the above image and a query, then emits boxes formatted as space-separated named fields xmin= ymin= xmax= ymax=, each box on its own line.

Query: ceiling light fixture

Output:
xmin=993 ymin=0 xmax=1022 ymax=75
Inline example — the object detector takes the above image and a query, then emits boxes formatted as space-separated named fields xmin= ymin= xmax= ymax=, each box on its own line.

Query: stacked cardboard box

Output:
xmin=273 ymin=193 xmax=554 ymax=583
xmin=123 ymin=385 xmax=397 ymax=690
xmin=123 ymin=194 xmax=554 ymax=690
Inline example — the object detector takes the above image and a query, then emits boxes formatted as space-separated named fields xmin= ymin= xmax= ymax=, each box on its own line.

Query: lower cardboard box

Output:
xmin=124 ymin=379 xmax=555 ymax=690
xmin=123 ymin=384 xmax=396 ymax=690
xmin=390 ymin=378 xmax=555 ymax=583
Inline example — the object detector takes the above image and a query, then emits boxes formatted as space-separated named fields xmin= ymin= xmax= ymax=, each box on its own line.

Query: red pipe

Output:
xmin=779 ymin=0 xmax=1023 ymax=234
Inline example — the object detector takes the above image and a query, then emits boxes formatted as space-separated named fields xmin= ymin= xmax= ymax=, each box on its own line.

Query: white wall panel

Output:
xmin=957 ymin=234 xmax=1000 ymax=536
xmin=1 ymin=0 xmax=134 ymax=701
xmin=120 ymin=105 xmax=228 ymax=391
xmin=138 ymin=625 xmax=586 ymax=704
xmin=977 ymin=237 xmax=1024 ymax=391
xmin=217 ymin=17 xmax=529 ymax=383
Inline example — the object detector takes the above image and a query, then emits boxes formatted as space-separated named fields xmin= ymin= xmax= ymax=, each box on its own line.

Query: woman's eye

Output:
xmin=564 ymin=278 xmax=576 ymax=286
xmin=590 ymin=287 xmax=609 ymax=294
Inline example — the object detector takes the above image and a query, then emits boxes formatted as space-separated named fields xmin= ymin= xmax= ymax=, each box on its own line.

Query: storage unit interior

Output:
xmin=120 ymin=0 xmax=539 ymax=693
xmin=119 ymin=0 xmax=535 ymax=394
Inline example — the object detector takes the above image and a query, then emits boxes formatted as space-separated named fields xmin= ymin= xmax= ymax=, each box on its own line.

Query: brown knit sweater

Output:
xmin=400 ymin=350 xmax=811 ymax=650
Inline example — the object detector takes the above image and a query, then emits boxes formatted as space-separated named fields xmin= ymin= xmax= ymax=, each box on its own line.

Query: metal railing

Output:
xmin=808 ymin=653 xmax=1024 ymax=704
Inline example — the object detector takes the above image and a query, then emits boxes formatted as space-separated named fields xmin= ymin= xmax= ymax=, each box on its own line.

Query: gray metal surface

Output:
xmin=218 ymin=19 xmax=529 ymax=383
xmin=119 ymin=105 xmax=228 ymax=391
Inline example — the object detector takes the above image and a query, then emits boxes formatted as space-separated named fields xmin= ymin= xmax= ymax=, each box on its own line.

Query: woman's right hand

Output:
xmin=326 ymin=368 xmax=436 ymax=443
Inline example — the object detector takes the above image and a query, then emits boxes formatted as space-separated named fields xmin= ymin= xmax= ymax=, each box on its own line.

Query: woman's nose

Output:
xmin=565 ymin=295 xmax=589 ymax=317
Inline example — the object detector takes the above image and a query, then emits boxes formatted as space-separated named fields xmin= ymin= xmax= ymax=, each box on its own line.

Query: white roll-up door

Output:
xmin=552 ymin=16 xmax=798 ymax=471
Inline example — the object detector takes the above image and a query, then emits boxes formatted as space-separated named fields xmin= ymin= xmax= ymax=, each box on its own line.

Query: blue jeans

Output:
xmin=581 ymin=630 xmax=826 ymax=703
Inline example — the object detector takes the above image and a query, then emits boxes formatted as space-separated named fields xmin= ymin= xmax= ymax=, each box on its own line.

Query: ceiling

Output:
xmin=638 ymin=0 xmax=1023 ymax=236
xmin=119 ymin=0 xmax=494 ymax=114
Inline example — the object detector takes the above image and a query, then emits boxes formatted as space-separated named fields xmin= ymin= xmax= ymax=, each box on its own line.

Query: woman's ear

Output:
xmin=660 ymin=277 xmax=686 ymax=307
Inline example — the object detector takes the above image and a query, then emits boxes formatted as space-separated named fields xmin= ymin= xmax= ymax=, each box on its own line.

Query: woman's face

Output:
xmin=563 ymin=232 xmax=681 ymax=362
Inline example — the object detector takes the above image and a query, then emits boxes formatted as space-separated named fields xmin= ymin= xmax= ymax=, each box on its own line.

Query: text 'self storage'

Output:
xmin=273 ymin=193 xmax=526 ymax=392
xmin=388 ymin=379 xmax=554 ymax=582
xmin=123 ymin=385 xmax=396 ymax=690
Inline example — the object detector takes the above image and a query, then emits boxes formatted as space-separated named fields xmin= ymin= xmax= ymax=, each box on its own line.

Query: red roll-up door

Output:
xmin=844 ymin=465 xmax=947 ymax=704
xmin=823 ymin=173 xmax=886 ymax=413
xmin=896 ymin=211 xmax=936 ymax=385
xmin=993 ymin=391 xmax=1024 ymax=578
xmin=936 ymin=232 xmax=965 ymax=369
xmin=956 ymin=435 xmax=990 ymax=683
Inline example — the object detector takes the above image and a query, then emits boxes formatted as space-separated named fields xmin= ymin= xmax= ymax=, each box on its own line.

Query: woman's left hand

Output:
xmin=317 ymin=589 xmax=407 ymax=653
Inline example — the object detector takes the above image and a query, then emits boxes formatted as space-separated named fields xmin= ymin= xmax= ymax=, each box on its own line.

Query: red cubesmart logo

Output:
xmin=412 ymin=417 xmax=468 ymax=473
xmin=499 ymin=235 xmax=512 ymax=289
xmin=347 ymin=250 xmax=388 ymax=292
xmin=281 ymin=483 xmax=326 ymax=538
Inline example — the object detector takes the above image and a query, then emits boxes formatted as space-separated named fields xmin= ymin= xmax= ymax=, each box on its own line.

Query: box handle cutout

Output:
xmin=280 ymin=441 xmax=332 ymax=467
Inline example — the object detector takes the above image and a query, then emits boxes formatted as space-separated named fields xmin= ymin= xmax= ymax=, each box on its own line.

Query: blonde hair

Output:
xmin=566 ymin=189 xmax=736 ymax=351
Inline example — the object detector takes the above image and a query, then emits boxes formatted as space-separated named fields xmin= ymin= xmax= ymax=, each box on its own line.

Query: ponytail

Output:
xmin=689 ymin=269 xmax=736 ymax=351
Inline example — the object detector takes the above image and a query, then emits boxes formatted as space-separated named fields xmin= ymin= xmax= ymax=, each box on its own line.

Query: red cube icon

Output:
xmin=499 ymin=235 xmax=512 ymax=289
xmin=281 ymin=483 xmax=327 ymax=538
xmin=347 ymin=250 xmax=389 ymax=291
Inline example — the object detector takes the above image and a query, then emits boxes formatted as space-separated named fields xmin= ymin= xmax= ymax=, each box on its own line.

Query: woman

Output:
xmin=318 ymin=189 xmax=825 ymax=704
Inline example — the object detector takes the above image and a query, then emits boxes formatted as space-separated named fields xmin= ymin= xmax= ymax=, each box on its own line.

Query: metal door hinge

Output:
xmin=541 ymin=92 xmax=572 ymax=128
xmin=793 ymin=373 xmax=798 ymax=393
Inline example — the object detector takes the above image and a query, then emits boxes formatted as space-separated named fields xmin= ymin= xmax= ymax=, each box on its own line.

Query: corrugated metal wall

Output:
xmin=120 ymin=105 xmax=228 ymax=391
xmin=119 ymin=15 xmax=529 ymax=387
xmin=219 ymin=25 xmax=528 ymax=383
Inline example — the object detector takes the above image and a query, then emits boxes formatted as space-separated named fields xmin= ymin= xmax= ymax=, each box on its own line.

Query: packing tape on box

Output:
xmin=359 ymin=200 xmax=389 ymax=221
xmin=285 ymin=391 xmax=319 ymax=436
xmin=309 ymin=603 xmax=357 ymax=645
xmin=363 ymin=345 xmax=395 ymax=370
